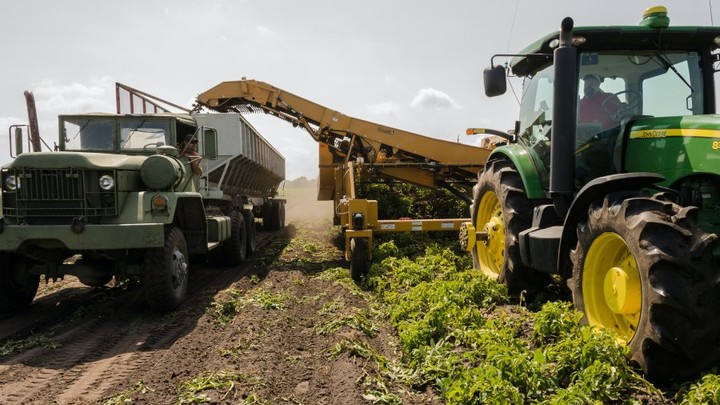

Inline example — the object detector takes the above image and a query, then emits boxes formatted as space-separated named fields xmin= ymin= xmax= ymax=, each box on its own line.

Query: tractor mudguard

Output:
xmin=488 ymin=145 xmax=546 ymax=199
xmin=557 ymin=172 xmax=665 ymax=279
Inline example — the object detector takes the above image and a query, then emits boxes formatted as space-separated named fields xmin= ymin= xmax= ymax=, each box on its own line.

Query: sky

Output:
xmin=0 ymin=0 xmax=716 ymax=180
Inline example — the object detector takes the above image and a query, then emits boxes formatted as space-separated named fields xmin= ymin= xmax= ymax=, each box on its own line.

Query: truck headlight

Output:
xmin=5 ymin=175 xmax=19 ymax=191
xmin=99 ymin=174 xmax=115 ymax=191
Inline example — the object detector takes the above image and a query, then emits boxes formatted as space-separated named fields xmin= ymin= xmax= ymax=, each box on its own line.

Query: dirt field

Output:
xmin=0 ymin=186 xmax=438 ymax=404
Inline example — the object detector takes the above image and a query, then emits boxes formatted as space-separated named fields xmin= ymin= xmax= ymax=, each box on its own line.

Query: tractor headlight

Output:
xmin=99 ymin=174 xmax=115 ymax=191
xmin=5 ymin=175 xmax=19 ymax=191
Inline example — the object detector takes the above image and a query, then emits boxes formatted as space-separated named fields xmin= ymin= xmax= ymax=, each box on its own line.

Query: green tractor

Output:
xmin=463 ymin=6 xmax=720 ymax=382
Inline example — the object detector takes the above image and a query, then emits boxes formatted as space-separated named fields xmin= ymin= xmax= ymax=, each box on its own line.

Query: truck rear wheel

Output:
xmin=143 ymin=226 xmax=189 ymax=312
xmin=242 ymin=209 xmax=257 ymax=256
xmin=570 ymin=192 xmax=720 ymax=382
xmin=471 ymin=159 xmax=549 ymax=295
xmin=214 ymin=211 xmax=247 ymax=266
xmin=0 ymin=254 xmax=40 ymax=314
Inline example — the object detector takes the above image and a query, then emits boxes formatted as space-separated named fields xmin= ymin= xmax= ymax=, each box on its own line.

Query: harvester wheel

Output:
xmin=242 ymin=209 xmax=257 ymax=256
xmin=350 ymin=237 xmax=369 ymax=282
xmin=0 ymin=254 xmax=40 ymax=314
xmin=570 ymin=192 xmax=720 ymax=382
xmin=470 ymin=159 xmax=549 ymax=296
xmin=143 ymin=226 xmax=189 ymax=311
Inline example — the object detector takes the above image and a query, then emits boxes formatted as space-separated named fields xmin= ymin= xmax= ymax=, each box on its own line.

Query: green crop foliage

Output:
xmin=102 ymin=381 xmax=154 ymax=405
xmin=177 ymin=370 xmax=242 ymax=404
xmin=315 ymin=309 xmax=379 ymax=337
xmin=677 ymin=373 xmax=720 ymax=404
xmin=364 ymin=239 xmax=669 ymax=404
xmin=0 ymin=334 xmax=60 ymax=357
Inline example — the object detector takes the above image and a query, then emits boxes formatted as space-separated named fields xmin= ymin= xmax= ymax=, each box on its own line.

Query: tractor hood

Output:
xmin=3 ymin=152 xmax=148 ymax=170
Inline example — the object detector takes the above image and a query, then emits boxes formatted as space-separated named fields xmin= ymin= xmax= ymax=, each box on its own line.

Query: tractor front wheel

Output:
xmin=470 ymin=159 xmax=549 ymax=295
xmin=570 ymin=192 xmax=720 ymax=382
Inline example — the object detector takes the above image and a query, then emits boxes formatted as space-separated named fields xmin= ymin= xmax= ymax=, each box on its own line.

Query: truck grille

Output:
xmin=2 ymin=168 xmax=118 ymax=225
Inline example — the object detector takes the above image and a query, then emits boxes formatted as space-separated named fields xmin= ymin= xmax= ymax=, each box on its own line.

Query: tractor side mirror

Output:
xmin=484 ymin=65 xmax=507 ymax=97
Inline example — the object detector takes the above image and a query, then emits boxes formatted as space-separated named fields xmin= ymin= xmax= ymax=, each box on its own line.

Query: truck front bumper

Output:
xmin=0 ymin=223 xmax=165 ymax=251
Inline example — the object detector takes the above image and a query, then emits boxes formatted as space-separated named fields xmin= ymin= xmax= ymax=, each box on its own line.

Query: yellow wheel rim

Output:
xmin=582 ymin=232 xmax=641 ymax=344
xmin=475 ymin=191 xmax=505 ymax=279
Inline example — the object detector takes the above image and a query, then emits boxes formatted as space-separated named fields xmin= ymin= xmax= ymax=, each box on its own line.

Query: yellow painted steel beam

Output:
xmin=374 ymin=218 xmax=469 ymax=232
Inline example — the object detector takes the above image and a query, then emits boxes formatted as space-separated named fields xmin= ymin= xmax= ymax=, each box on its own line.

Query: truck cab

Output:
xmin=0 ymin=108 xmax=281 ymax=314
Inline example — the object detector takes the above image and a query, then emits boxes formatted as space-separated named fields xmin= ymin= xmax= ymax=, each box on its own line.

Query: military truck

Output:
xmin=0 ymin=93 xmax=285 ymax=313
xmin=464 ymin=6 xmax=720 ymax=382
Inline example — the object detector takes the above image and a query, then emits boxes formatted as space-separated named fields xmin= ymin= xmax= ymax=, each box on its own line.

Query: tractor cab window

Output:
xmin=577 ymin=51 xmax=703 ymax=134
xmin=518 ymin=63 xmax=554 ymax=171
xmin=575 ymin=50 xmax=704 ymax=185
xmin=63 ymin=118 xmax=115 ymax=151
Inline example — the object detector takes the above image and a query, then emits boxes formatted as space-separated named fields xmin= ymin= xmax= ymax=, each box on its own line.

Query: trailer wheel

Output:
xmin=570 ymin=192 xmax=720 ymax=382
xmin=471 ymin=159 xmax=549 ymax=295
xmin=350 ymin=237 xmax=369 ymax=282
xmin=0 ymin=254 xmax=40 ymax=314
xmin=278 ymin=201 xmax=286 ymax=229
xmin=242 ymin=209 xmax=257 ymax=256
xmin=262 ymin=202 xmax=273 ymax=230
xmin=143 ymin=226 xmax=189 ymax=311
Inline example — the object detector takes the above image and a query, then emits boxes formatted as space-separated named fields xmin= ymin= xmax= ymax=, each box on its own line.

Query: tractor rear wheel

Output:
xmin=0 ymin=254 xmax=40 ymax=314
xmin=570 ymin=192 xmax=720 ymax=382
xmin=471 ymin=159 xmax=549 ymax=295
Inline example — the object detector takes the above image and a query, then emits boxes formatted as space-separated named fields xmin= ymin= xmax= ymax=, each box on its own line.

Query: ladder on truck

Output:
xmin=195 ymin=79 xmax=496 ymax=279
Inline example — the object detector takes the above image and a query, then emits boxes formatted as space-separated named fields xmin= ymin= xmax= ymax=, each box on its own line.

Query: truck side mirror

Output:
xmin=484 ymin=65 xmax=507 ymax=97
xmin=202 ymin=127 xmax=218 ymax=160
xmin=13 ymin=126 xmax=24 ymax=157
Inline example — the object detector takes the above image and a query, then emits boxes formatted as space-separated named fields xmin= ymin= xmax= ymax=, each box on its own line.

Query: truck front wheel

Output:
xmin=0 ymin=254 xmax=40 ymax=314
xmin=143 ymin=226 xmax=189 ymax=311
xmin=471 ymin=159 xmax=549 ymax=296
xmin=570 ymin=192 xmax=720 ymax=382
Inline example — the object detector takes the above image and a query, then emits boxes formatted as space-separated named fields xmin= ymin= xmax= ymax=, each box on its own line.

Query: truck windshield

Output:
xmin=61 ymin=118 xmax=171 ymax=152
xmin=63 ymin=118 xmax=115 ymax=151
xmin=120 ymin=119 xmax=170 ymax=150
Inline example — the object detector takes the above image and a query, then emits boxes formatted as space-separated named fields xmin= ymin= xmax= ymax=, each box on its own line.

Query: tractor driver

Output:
xmin=578 ymin=74 xmax=621 ymax=131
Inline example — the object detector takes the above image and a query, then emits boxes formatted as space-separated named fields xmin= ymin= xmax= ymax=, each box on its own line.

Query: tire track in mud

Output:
xmin=0 ymin=231 xmax=277 ymax=404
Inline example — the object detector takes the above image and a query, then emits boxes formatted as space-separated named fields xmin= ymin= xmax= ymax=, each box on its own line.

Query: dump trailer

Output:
xmin=0 ymin=83 xmax=285 ymax=313
xmin=463 ymin=6 xmax=720 ymax=382
xmin=195 ymin=80 xmax=497 ymax=279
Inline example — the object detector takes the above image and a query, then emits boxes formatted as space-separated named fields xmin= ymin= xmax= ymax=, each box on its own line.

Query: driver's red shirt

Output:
xmin=579 ymin=91 xmax=621 ymax=130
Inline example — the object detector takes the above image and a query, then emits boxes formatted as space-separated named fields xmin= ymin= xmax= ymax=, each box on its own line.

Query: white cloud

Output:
xmin=257 ymin=25 xmax=273 ymax=35
xmin=366 ymin=101 xmax=400 ymax=116
xmin=33 ymin=77 xmax=114 ymax=113
xmin=410 ymin=88 xmax=461 ymax=110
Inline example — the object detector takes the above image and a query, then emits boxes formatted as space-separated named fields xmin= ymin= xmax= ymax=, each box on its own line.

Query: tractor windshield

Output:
xmin=577 ymin=50 xmax=703 ymax=144
xmin=517 ymin=50 xmax=704 ymax=188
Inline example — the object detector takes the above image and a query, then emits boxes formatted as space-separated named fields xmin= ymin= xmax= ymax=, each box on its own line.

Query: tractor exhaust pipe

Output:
xmin=550 ymin=17 xmax=578 ymax=218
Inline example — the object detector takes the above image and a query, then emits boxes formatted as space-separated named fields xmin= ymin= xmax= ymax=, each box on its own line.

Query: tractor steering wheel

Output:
xmin=602 ymin=90 xmax=642 ymax=122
